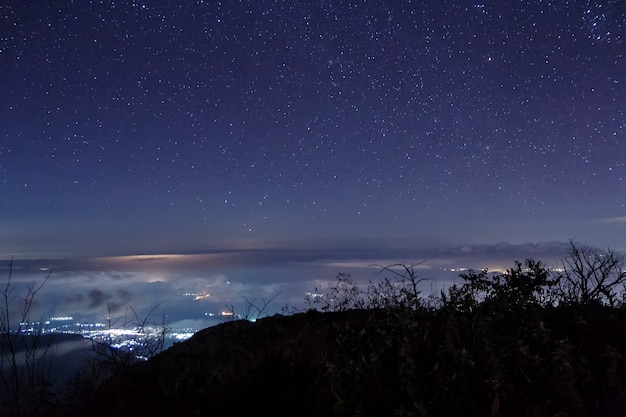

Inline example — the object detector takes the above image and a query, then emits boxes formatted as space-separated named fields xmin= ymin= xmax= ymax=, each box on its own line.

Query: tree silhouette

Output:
xmin=557 ymin=240 xmax=626 ymax=306
xmin=0 ymin=258 xmax=54 ymax=417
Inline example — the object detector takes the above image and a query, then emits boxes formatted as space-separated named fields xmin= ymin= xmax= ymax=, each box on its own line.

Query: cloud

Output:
xmin=117 ymin=288 xmax=132 ymax=302
xmin=302 ymin=259 xmax=436 ymax=271
xmin=87 ymin=289 xmax=111 ymax=308
xmin=5 ymin=240 xmax=578 ymax=287
xmin=2 ymin=240 xmax=584 ymax=327
xmin=64 ymin=293 xmax=83 ymax=304
xmin=596 ymin=216 xmax=626 ymax=224
xmin=437 ymin=241 xmax=571 ymax=257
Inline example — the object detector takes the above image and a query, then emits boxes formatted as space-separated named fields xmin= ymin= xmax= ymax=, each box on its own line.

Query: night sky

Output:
xmin=2 ymin=1 xmax=625 ymax=263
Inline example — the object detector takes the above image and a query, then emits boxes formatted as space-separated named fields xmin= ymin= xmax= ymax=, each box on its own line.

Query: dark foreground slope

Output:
xmin=70 ymin=306 xmax=626 ymax=417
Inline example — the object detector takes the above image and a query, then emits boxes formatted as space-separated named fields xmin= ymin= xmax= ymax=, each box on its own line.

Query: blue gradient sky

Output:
xmin=2 ymin=1 xmax=625 ymax=259
xmin=1 ymin=2 xmax=625 ymax=325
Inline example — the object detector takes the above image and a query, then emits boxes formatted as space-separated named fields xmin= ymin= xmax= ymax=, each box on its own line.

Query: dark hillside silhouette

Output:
xmin=68 ymin=305 xmax=626 ymax=417
xmin=68 ymin=253 xmax=626 ymax=417
xmin=5 ymin=243 xmax=626 ymax=417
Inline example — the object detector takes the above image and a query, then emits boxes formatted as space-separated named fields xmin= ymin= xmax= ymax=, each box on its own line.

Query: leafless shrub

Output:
xmin=305 ymin=273 xmax=366 ymax=312
xmin=242 ymin=292 xmax=281 ymax=321
xmin=0 ymin=258 xmax=54 ymax=417
xmin=557 ymin=241 xmax=626 ymax=306
xmin=367 ymin=259 xmax=434 ymax=311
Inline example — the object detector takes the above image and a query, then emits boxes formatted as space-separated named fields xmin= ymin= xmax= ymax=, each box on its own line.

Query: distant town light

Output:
xmin=194 ymin=293 xmax=211 ymax=300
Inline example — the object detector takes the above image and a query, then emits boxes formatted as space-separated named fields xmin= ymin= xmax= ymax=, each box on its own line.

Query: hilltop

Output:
xmin=5 ymin=243 xmax=626 ymax=417
xmin=69 ymin=303 xmax=626 ymax=417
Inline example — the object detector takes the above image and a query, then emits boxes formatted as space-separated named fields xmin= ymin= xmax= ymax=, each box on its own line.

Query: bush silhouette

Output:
xmin=7 ymin=242 xmax=626 ymax=417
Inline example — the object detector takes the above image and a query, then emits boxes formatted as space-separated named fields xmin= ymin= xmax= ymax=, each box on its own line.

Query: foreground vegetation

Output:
xmin=4 ymin=242 xmax=626 ymax=416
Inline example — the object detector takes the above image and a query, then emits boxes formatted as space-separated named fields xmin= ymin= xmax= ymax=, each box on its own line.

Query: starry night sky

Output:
xmin=1 ymin=0 xmax=625 ymax=260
